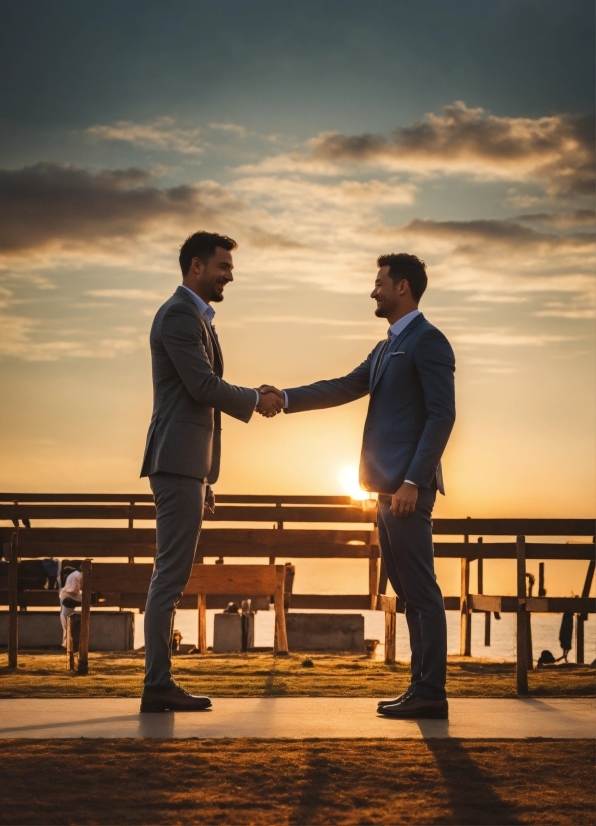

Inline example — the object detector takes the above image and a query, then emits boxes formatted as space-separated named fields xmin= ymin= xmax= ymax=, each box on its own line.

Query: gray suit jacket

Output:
xmin=285 ymin=313 xmax=455 ymax=495
xmin=140 ymin=286 xmax=256 ymax=483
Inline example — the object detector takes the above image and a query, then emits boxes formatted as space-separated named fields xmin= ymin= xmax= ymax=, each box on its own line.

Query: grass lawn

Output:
xmin=1 ymin=651 xmax=594 ymax=698
xmin=0 ymin=738 xmax=593 ymax=825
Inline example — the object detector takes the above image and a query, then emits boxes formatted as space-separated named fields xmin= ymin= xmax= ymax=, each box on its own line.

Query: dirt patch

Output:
xmin=0 ymin=739 xmax=592 ymax=825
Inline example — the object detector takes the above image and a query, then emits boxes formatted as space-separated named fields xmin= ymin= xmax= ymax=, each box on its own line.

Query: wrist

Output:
xmin=404 ymin=480 xmax=418 ymax=487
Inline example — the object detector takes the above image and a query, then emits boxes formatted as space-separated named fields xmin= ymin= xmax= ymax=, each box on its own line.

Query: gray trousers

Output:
xmin=377 ymin=489 xmax=447 ymax=700
xmin=145 ymin=472 xmax=205 ymax=689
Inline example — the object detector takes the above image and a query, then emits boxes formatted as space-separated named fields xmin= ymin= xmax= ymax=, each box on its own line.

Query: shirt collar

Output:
xmin=388 ymin=309 xmax=421 ymax=340
xmin=179 ymin=284 xmax=216 ymax=324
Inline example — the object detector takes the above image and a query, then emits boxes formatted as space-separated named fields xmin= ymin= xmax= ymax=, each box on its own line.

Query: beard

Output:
xmin=374 ymin=305 xmax=388 ymax=318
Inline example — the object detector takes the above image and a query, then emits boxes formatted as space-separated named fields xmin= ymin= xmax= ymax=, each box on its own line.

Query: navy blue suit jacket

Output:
xmin=284 ymin=313 xmax=456 ymax=495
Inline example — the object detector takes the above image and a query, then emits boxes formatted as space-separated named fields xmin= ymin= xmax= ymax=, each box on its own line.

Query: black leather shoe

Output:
xmin=140 ymin=684 xmax=212 ymax=713
xmin=377 ymin=689 xmax=414 ymax=709
xmin=378 ymin=695 xmax=448 ymax=719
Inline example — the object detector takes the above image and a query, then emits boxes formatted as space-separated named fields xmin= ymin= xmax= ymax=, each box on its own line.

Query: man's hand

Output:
xmin=258 ymin=385 xmax=284 ymax=401
xmin=204 ymin=489 xmax=215 ymax=514
xmin=256 ymin=387 xmax=284 ymax=418
xmin=390 ymin=482 xmax=418 ymax=518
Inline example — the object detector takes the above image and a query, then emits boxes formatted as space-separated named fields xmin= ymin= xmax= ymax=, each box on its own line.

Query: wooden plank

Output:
xmin=0 ymin=493 xmax=353 ymax=505
xmin=78 ymin=560 xmax=92 ymax=676
xmin=8 ymin=530 xmax=18 ymax=668
xmin=186 ymin=564 xmax=279 ymax=596
xmin=525 ymin=597 xmax=595 ymax=614
xmin=0 ymin=590 xmax=60 ymax=607
xmin=443 ymin=596 xmax=461 ymax=611
xmin=432 ymin=542 xmax=596 ymax=559
xmin=516 ymin=536 xmax=528 ymax=695
xmin=0 ymin=505 xmax=157 ymax=521
xmin=433 ymin=519 xmax=594 ymax=536
xmin=1 ymin=504 xmax=379 ymax=523
xmin=90 ymin=563 xmax=154 ymax=592
xmin=288 ymin=595 xmax=373 ymax=610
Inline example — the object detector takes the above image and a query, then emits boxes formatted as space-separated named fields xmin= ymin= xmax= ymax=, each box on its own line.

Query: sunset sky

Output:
xmin=0 ymin=0 xmax=594 ymax=528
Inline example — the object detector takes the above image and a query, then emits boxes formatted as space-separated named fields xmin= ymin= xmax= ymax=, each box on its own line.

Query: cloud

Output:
xmin=86 ymin=116 xmax=203 ymax=155
xmin=239 ymin=102 xmax=595 ymax=197
xmin=208 ymin=122 xmax=248 ymax=139
xmin=0 ymin=309 xmax=146 ymax=361
xmin=85 ymin=289 xmax=164 ymax=300
xmin=0 ymin=163 xmax=241 ymax=256
xmin=452 ymin=330 xmax=576 ymax=347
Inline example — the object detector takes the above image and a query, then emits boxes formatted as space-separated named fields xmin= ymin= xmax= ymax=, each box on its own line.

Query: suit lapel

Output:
xmin=371 ymin=313 xmax=425 ymax=391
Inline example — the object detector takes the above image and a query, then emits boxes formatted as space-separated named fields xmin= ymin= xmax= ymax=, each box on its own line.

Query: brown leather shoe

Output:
xmin=140 ymin=684 xmax=212 ymax=713
xmin=377 ymin=689 xmax=414 ymax=709
xmin=378 ymin=695 xmax=448 ymax=719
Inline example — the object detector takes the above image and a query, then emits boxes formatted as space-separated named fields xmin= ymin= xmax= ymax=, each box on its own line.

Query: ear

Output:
xmin=190 ymin=256 xmax=205 ymax=276
xmin=397 ymin=278 xmax=410 ymax=295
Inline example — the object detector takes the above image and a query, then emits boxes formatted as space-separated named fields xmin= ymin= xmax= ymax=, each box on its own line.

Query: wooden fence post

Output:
xmin=273 ymin=566 xmax=288 ymax=655
xmin=459 ymin=521 xmax=471 ymax=656
xmin=576 ymin=558 xmax=595 ymax=665
xmin=384 ymin=609 xmax=396 ymax=665
xmin=8 ymin=528 xmax=18 ymax=668
xmin=477 ymin=538 xmax=491 ymax=647
xmin=197 ymin=594 xmax=207 ymax=654
xmin=516 ymin=535 xmax=529 ymax=695
xmin=77 ymin=559 xmax=92 ymax=675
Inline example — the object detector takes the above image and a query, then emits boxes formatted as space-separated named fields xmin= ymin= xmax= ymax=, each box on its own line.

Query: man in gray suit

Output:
xmin=262 ymin=254 xmax=455 ymax=718
xmin=139 ymin=231 xmax=282 ymax=713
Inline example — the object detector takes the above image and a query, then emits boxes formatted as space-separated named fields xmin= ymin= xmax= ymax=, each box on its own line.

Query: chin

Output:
xmin=212 ymin=292 xmax=224 ymax=303
xmin=374 ymin=307 xmax=387 ymax=318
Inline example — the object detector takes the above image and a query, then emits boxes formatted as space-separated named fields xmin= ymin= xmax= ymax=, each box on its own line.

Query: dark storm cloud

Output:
xmin=0 ymin=163 xmax=240 ymax=254
xmin=310 ymin=103 xmax=595 ymax=197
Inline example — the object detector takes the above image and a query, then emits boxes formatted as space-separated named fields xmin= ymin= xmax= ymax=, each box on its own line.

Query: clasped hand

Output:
xmin=255 ymin=384 xmax=284 ymax=418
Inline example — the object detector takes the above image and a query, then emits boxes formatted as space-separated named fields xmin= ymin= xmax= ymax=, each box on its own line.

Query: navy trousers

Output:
xmin=377 ymin=489 xmax=447 ymax=700
xmin=145 ymin=472 xmax=206 ymax=689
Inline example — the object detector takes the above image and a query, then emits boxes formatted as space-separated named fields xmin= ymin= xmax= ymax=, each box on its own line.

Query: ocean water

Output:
xmin=134 ymin=608 xmax=596 ymax=664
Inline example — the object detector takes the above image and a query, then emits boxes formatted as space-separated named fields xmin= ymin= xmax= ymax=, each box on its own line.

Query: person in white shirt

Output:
xmin=59 ymin=568 xmax=83 ymax=647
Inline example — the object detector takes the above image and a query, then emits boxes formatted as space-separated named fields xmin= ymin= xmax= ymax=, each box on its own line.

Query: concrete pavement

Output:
xmin=0 ymin=697 xmax=593 ymax=739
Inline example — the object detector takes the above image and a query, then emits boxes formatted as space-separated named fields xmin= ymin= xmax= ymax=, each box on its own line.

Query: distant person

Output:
xmin=139 ymin=231 xmax=283 ymax=713
xmin=556 ymin=613 xmax=574 ymax=662
xmin=260 ymin=253 xmax=455 ymax=719
xmin=59 ymin=565 xmax=82 ymax=648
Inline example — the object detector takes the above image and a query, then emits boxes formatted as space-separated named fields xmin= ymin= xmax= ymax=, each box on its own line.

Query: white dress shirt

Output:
xmin=179 ymin=284 xmax=260 ymax=408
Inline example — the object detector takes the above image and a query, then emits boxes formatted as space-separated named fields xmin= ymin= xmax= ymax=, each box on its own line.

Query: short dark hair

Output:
xmin=179 ymin=231 xmax=238 ymax=276
xmin=376 ymin=253 xmax=428 ymax=302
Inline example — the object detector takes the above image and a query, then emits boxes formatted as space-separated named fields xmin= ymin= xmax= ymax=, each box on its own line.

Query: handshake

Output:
xmin=255 ymin=385 xmax=285 ymax=418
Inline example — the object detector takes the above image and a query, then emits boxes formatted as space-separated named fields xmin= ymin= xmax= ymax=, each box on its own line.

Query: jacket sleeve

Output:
xmin=405 ymin=330 xmax=456 ymax=487
xmin=284 ymin=351 xmax=373 ymax=413
xmin=160 ymin=303 xmax=256 ymax=423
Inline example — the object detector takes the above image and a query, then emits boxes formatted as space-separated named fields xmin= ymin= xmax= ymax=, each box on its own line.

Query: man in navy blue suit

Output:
xmin=261 ymin=254 xmax=456 ymax=718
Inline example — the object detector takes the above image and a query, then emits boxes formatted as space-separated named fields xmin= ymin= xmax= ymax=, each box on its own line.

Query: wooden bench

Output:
xmin=64 ymin=561 xmax=289 ymax=673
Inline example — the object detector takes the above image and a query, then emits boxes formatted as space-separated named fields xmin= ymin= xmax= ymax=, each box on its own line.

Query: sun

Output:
xmin=339 ymin=465 xmax=371 ymax=501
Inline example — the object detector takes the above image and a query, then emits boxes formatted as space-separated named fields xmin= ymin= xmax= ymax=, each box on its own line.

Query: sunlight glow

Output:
xmin=339 ymin=464 xmax=371 ymax=501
